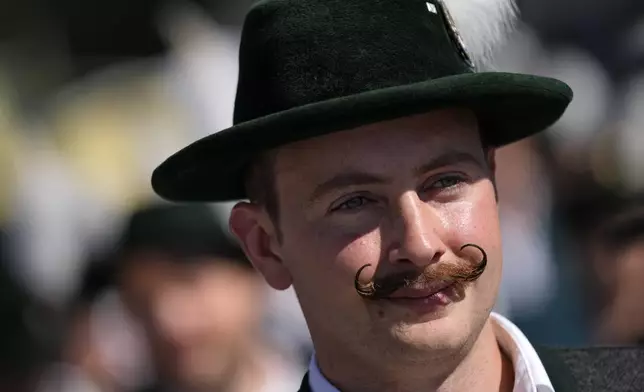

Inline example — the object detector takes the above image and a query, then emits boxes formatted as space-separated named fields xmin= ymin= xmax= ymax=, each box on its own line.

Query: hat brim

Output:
xmin=152 ymin=71 xmax=572 ymax=202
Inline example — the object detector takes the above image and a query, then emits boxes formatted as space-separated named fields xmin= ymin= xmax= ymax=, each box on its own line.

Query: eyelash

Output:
xmin=329 ymin=174 xmax=466 ymax=213
xmin=332 ymin=195 xmax=374 ymax=212
xmin=428 ymin=175 xmax=465 ymax=191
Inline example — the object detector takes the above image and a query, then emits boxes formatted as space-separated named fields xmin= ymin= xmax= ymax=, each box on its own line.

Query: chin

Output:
xmin=177 ymin=369 xmax=224 ymax=391
xmin=177 ymin=354 xmax=230 ymax=387
xmin=387 ymin=304 xmax=476 ymax=354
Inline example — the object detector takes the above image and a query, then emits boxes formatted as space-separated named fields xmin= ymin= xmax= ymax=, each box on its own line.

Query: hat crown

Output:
xmin=150 ymin=0 xmax=571 ymax=203
xmin=233 ymin=0 xmax=472 ymax=125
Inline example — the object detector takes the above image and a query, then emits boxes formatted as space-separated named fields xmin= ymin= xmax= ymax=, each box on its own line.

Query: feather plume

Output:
xmin=441 ymin=0 xmax=519 ymax=70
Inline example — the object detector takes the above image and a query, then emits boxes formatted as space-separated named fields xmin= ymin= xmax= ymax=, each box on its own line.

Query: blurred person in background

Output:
xmin=62 ymin=256 xmax=120 ymax=392
xmin=3 ymin=0 xmax=313 ymax=379
xmin=114 ymin=203 xmax=301 ymax=392
xmin=0 ymin=228 xmax=59 ymax=392
xmin=494 ymin=137 xmax=557 ymax=320
xmin=40 ymin=253 xmax=151 ymax=392
xmin=586 ymin=204 xmax=644 ymax=346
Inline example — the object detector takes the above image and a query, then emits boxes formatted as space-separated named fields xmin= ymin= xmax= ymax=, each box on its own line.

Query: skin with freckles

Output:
xmin=230 ymin=109 xmax=510 ymax=392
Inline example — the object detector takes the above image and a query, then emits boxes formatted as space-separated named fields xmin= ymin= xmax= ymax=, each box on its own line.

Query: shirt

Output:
xmin=308 ymin=312 xmax=555 ymax=392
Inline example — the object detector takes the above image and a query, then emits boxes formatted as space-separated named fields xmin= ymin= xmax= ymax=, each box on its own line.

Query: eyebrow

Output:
xmin=413 ymin=150 xmax=482 ymax=176
xmin=308 ymin=150 xmax=483 ymax=203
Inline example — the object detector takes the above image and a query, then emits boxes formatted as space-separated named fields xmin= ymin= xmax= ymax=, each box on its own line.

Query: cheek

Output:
xmin=438 ymin=194 xmax=502 ymax=277
xmin=284 ymin=222 xmax=383 ymax=290
xmin=335 ymin=230 xmax=383 ymax=274
xmin=443 ymin=187 xmax=500 ymax=245
xmin=203 ymin=284 xmax=256 ymax=328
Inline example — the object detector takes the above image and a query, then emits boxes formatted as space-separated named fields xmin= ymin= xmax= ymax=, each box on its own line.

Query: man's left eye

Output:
xmin=430 ymin=176 xmax=464 ymax=189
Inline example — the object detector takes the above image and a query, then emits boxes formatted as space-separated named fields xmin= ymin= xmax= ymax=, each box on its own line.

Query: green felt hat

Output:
xmin=152 ymin=0 xmax=573 ymax=202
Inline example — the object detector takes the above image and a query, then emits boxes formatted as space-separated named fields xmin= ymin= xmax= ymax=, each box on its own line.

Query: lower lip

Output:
xmin=384 ymin=285 xmax=454 ymax=313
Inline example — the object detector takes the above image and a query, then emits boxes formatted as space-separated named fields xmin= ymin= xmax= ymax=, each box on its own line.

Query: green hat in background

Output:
xmin=115 ymin=203 xmax=249 ymax=267
xmin=152 ymin=0 xmax=573 ymax=202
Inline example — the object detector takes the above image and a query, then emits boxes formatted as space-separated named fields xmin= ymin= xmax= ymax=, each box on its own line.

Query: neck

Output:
xmin=315 ymin=318 xmax=514 ymax=392
xmin=172 ymin=341 xmax=269 ymax=392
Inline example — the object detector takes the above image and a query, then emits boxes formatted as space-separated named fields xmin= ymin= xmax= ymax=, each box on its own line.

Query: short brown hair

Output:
xmin=244 ymin=151 xmax=280 ymax=222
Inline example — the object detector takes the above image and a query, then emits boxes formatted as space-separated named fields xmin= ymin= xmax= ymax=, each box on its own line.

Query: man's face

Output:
xmin=594 ymin=240 xmax=644 ymax=343
xmin=119 ymin=254 xmax=262 ymax=388
xmin=232 ymin=109 xmax=502 ymax=364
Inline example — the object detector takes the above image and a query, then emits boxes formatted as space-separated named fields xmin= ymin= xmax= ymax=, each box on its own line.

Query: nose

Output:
xmin=387 ymin=192 xmax=447 ymax=268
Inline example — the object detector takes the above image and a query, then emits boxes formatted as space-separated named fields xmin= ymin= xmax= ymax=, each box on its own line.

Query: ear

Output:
xmin=229 ymin=202 xmax=293 ymax=290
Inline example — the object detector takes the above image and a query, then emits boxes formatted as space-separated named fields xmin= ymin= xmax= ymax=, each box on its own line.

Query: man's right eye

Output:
xmin=331 ymin=196 xmax=373 ymax=212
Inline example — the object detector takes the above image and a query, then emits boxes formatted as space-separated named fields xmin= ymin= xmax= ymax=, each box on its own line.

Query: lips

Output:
xmin=386 ymin=281 xmax=454 ymax=299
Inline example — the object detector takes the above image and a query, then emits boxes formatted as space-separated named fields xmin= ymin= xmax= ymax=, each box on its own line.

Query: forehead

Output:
xmin=119 ymin=253 xmax=245 ymax=292
xmin=274 ymin=108 xmax=482 ymax=178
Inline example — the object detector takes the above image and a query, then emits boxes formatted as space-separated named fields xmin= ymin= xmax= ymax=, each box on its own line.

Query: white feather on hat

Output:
xmin=440 ymin=0 xmax=519 ymax=71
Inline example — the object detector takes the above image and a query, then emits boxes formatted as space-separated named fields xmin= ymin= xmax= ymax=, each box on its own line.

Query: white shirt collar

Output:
xmin=307 ymin=312 xmax=555 ymax=392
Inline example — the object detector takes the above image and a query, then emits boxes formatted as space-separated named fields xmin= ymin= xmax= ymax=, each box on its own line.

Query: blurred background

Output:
xmin=0 ymin=0 xmax=644 ymax=391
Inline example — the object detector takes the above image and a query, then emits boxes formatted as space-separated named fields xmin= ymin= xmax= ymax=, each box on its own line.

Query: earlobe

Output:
xmin=229 ymin=202 xmax=293 ymax=290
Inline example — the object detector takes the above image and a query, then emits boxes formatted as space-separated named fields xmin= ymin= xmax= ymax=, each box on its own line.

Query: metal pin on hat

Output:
xmin=434 ymin=0 xmax=474 ymax=69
